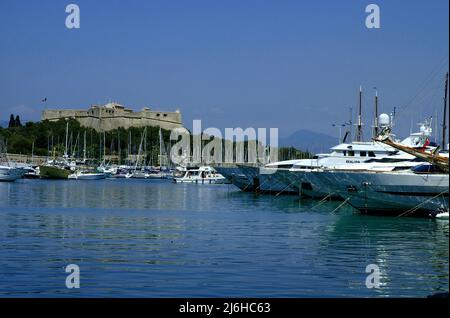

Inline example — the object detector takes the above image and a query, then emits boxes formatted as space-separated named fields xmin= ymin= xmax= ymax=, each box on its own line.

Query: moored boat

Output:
xmin=173 ymin=166 xmax=227 ymax=184
xmin=0 ymin=165 xmax=25 ymax=182
xmin=38 ymin=164 xmax=71 ymax=179
xmin=311 ymin=164 xmax=449 ymax=216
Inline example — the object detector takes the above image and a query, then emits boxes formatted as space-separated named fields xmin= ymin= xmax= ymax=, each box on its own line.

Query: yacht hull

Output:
xmin=312 ymin=170 xmax=449 ymax=216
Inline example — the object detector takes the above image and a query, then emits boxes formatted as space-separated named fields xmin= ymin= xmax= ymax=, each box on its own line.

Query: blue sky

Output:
xmin=0 ymin=0 xmax=448 ymax=139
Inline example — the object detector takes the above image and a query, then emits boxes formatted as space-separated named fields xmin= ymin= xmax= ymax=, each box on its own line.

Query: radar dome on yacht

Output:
xmin=378 ymin=113 xmax=390 ymax=126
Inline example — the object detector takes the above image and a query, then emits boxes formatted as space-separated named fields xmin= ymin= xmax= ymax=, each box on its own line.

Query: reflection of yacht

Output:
xmin=173 ymin=166 xmax=227 ymax=184
xmin=311 ymin=164 xmax=449 ymax=216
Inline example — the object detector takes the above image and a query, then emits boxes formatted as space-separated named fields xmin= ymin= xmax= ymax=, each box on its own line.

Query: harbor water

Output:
xmin=0 ymin=179 xmax=448 ymax=297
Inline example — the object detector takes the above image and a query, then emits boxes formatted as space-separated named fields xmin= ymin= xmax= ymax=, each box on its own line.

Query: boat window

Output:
xmin=360 ymin=151 xmax=367 ymax=157
xmin=276 ymin=164 xmax=294 ymax=169
xmin=343 ymin=151 xmax=347 ymax=156
xmin=412 ymin=164 xmax=441 ymax=173
xmin=368 ymin=151 xmax=376 ymax=157
xmin=348 ymin=151 xmax=355 ymax=157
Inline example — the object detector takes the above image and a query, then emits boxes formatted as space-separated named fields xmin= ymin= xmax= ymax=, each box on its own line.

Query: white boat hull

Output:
xmin=312 ymin=170 xmax=449 ymax=216
xmin=0 ymin=166 xmax=24 ymax=182
xmin=69 ymin=173 xmax=107 ymax=180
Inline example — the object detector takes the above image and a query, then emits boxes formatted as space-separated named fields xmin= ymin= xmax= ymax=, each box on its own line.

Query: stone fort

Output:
xmin=41 ymin=102 xmax=183 ymax=131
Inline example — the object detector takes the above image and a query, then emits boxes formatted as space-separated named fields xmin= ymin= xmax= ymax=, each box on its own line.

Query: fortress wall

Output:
xmin=42 ymin=109 xmax=79 ymax=121
xmin=42 ymin=107 xmax=183 ymax=132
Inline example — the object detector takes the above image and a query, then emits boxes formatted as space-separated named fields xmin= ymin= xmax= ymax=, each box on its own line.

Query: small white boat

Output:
xmin=435 ymin=212 xmax=449 ymax=220
xmin=68 ymin=171 xmax=107 ymax=180
xmin=173 ymin=166 xmax=227 ymax=184
xmin=431 ymin=208 xmax=449 ymax=220
xmin=0 ymin=165 xmax=24 ymax=182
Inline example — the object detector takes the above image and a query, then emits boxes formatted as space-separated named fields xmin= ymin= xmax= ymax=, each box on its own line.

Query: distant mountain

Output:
xmin=279 ymin=129 xmax=339 ymax=154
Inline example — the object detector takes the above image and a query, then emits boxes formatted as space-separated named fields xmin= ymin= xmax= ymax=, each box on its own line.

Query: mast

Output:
xmin=64 ymin=121 xmax=69 ymax=158
xmin=103 ymin=131 xmax=106 ymax=162
xmin=83 ymin=130 xmax=86 ymax=162
xmin=356 ymin=86 xmax=363 ymax=142
xmin=117 ymin=130 xmax=121 ymax=165
xmin=348 ymin=107 xmax=353 ymax=142
xmin=442 ymin=72 xmax=448 ymax=149
xmin=373 ymin=88 xmax=379 ymax=137
xmin=159 ymin=127 xmax=163 ymax=167
xmin=31 ymin=140 xmax=35 ymax=163
xmin=128 ymin=130 xmax=131 ymax=166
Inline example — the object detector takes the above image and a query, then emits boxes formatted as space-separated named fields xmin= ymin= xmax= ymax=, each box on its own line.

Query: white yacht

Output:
xmin=310 ymin=164 xmax=449 ymax=216
xmin=0 ymin=165 xmax=25 ymax=182
xmin=173 ymin=166 xmax=227 ymax=184
xmin=272 ymin=116 xmax=435 ymax=198
xmin=221 ymin=115 xmax=436 ymax=196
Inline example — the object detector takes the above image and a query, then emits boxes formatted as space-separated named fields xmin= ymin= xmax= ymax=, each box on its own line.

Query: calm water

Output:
xmin=0 ymin=179 xmax=448 ymax=297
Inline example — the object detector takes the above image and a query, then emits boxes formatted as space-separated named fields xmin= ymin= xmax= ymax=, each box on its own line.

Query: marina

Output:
xmin=0 ymin=0 xmax=448 ymax=302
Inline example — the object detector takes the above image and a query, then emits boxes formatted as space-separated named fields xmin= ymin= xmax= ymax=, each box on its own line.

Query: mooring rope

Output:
xmin=330 ymin=197 xmax=351 ymax=214
xmin=397 ymin=190 xmax=449 ymax=217
xmin=311 ymin=192 xmax=336 ymax=210
xmin=275 ymin=180 xmax=298 ymax=197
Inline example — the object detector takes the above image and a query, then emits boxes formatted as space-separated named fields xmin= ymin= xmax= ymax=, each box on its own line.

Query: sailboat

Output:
xmin=0 ymin=139 xmax=25 ymax=182
xmin=39 ymin=121 xmax=73 ymax=179
xmin=69 ymin=130 xmax=108 ymax=180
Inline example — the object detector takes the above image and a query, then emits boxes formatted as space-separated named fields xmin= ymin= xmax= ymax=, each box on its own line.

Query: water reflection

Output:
xmin=0 ymin=179 xmax=448 ymax=297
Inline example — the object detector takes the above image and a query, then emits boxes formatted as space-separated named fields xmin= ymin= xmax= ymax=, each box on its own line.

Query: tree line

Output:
xmin=0 ymin=117 xmax=311 ymax=164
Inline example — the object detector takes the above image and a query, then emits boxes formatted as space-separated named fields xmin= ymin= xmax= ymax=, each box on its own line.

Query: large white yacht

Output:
xmin=220 ymin=115 xmax=435 ymax=196
xmin=310 ymin=163 xmax=449 ymax=216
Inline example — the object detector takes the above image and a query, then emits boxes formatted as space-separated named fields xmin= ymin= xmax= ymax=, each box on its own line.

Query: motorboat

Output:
xmin=0 ymin=165 xmax=25 ymax=182
xmin=173 ymin=166 xmax=227 ymax=184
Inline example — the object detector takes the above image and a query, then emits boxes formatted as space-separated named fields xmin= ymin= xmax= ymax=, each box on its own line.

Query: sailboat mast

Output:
xmin=64 ymin=121 xmax=69 ymax=157
xmin=356 ymin=86 xmax=363 ymax=142
xmin=117 ymin=130 xmax=121 ymax=165
xmin=31 ymin=140 xmax=35 ymax=163
xmin=159 ymin=127 xmax=163 ymax=167
xmin=103 ymin=132 xmax=106 ymax=161
xmin=374 ymin=88 xmax=379 ymax=137
xmin=442 ymin=72 xmax=449 ymax=149
xmin=83 ymin=130 xmax=86 ymax=162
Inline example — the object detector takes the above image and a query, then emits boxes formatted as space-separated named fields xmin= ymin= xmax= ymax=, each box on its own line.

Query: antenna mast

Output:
xmin=356 ymin=86 xmax=363 ymax=142
xmin=373 ymin=88 xmax=379 ymax=137
xmin=442 ymin=72 xmax=448 ymax=149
